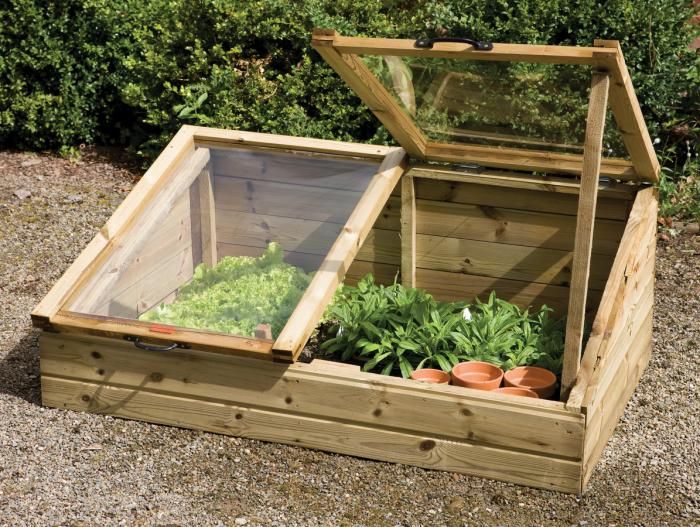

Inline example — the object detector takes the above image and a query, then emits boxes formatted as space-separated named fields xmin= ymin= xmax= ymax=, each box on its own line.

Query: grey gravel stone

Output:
xmin=0 ymin=148 xmax=698 ymax=526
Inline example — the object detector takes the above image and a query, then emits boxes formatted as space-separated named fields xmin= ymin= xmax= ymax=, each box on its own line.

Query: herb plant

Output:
xmin=320 ymin=275 xmax=565 ymax=378
xmin=139 ymin=242 xmax=312 ymax=337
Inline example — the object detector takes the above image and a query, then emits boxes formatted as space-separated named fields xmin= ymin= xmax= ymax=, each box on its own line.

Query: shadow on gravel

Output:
xmin=0 ymin=330 xmax=42 ymax=405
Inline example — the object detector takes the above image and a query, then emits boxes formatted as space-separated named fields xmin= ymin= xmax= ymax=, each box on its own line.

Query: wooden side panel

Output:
xmin=580 ymin=190 xmax=657 ymax=488
xmin=348 ymin=176 xmax=630 ymax=315
xmin=40 ymin=332 xmax=584 ymax=492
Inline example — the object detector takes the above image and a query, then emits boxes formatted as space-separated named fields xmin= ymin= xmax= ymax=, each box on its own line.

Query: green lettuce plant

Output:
xmin=139 ymin=242 xmax=312 ymax=337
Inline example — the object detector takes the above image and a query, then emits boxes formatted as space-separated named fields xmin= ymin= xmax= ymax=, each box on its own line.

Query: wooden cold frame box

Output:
xmin=33 ymin=31 xmax=660 ymax=493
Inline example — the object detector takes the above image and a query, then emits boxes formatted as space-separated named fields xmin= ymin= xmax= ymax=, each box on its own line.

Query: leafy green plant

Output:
xmin=139 ymin=242 xmax=312 ymax=337
xmin=320 ymin=275 xmax=565 ymax=378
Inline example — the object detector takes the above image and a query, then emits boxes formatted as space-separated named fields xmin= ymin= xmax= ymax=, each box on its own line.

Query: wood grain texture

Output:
xmin=272 ymin=148 xmax=407 ymax=359
xmin=41 ymin=375 xmax=582 ymax=492
xmin=566 ymin=188 xmax=657 ymax=411
xmin=400 ymin=175 xmax=416 ymax=287
xmin=561 ymin=73 xmax=610 ymax=397
xmin=39 ymin=333 xmax=583 ymax=458
xmin=593 ymin=40 xmax=660 ymax=183
xmin=31 ymin=126 xmax=196 ymax=326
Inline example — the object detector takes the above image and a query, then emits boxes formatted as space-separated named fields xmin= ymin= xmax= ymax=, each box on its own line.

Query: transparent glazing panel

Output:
xmin=363 ymin=55 xmax=628 ymax=158
xmin=66 ymin=146 xmax=380 ymax=339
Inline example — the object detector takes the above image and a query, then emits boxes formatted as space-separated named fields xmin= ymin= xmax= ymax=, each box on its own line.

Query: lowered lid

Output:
xmin=312 ymin=29 xmax=659 ymax=184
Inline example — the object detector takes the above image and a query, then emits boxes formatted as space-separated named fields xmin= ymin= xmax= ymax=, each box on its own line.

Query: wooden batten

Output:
xmin=400 ymin=174 xmax=416 ymax=287
xmin=560 ymin=73 xmax=611 ymax=398
xmin=272 ymin=148 xmax=407 ymax=361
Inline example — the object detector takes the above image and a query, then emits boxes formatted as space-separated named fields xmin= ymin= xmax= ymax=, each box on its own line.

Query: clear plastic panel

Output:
xmin=363 ymin=55 xmax=628 ymax=158
xmin=66 ymin=146 xmax=380 ymax=338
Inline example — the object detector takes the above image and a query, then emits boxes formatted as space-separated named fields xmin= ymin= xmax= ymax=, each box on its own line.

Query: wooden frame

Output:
xmin=311 ymin=29 xmax=659 ymax=183
xmin=35 ymin=33 xmax=659 ymax=494
xmin=32 ymin=126 xmax=405 ymax=362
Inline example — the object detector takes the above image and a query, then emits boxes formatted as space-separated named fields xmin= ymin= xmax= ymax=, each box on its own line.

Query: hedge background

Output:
xmin=0 ymin=0 xmax=698 ymax=173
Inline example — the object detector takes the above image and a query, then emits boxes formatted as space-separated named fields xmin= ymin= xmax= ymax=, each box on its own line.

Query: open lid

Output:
xmin=312 ymin=30 xmax=659 ymax=184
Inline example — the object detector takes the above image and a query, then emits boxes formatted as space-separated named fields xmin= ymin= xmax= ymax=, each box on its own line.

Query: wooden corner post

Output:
xmin=400 ymin=174 xmax=416 ymax=287
xmin=560 ymin=73 xmax=611 ymax=399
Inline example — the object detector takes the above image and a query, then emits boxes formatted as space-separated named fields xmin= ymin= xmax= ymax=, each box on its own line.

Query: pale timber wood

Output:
xmin=190 ymin=125 xmax=392 ymax=159
xmin=408 ymin=179 xmax=631 ymax=221
xmin=41 ymin=375 xmax=582 ymax=492
xmin=31 ymin=126 xmax=196 ymax=327
xmin=319 ymin=32 xmax=619 ymax=66
xmin=400 ymin=174 xmax=416 ymax=287
xmin=191 ymin=165 xmax=217 ymax=267
xmin=566 ymin=188 xmax=657 ymax=411
xmin=39 ymin=332 xmax=583 ymax=457
xmin=425 ymin=142 xmax=637 ymax=181
xmin=594 ymin=40 xmax=660 ymax=183
xmin=272 ymin=148 xmax=407 ymax=360
xmin=66 ymin=148 xmax=211 ymax=315
xmin=408 ymin=166 xmax=637 ymax=200
xmin=311 ymin=33 xmax=426 ymax=157
xmin=50 ymin=312 xmax=274 ymax=359
xmin=560 ymin=73 xmax=610 ymax=398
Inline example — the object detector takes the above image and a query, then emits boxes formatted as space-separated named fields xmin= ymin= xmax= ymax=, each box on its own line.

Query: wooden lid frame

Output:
xmin=311 ymin=29 xmax=659 ymax=184
xmin=32 ymin=125 xmax=406 ymax=362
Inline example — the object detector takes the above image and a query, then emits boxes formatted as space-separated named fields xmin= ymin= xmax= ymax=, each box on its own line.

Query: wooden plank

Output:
xmin=31 ymin=126 xmax=196 ymax=327
xmin=424 ymin=143 xmax=637 ymax=181
xmin=50 ymin=311 xmax=274 ymax=360
xmin=65 ymin=148 xmax=211 ymax=315
xmin=594 ymin=40 xmax=660 ymax=183
xmin=400 ymin=174 xmax=416 ymax=287
xmin=195 ymin=166 xmax=217 ymax=267
xmin=408 ymin=166 xmax=637 ymax=200
xmin=318 ymin=31 xmax=619 ymax=66
xmin=311 ymin=31 xmax=427 ymax=157
xmin=408 ymin=179 xmax=631 ymax=221
xmin=214 ymin=176 xmax=363 ymax=224
xmin=272 ymin=148 xmax=407 ymax=360
xmin=191 ymin=125 xmax=392 ymax=159
xmin=566 ymin=188 xmax=657 ymax=411
xmin=41 ymin=375 xmax=582 ymax=492
xmin=362 ymin=229 xmax=614 ymax=290
xmin=560 ymin=73 xmax=610 ymax=398
xmin=210 ymin=147 xmax=379 ymax=192
xmin=39 ymin=333 xmax=583 ymax=458
xmin=581 ymin=309 xmax=652 ymax=488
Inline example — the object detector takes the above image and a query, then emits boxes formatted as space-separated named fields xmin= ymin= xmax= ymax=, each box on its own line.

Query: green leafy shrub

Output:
xmin=320 ymin=275 xmax=565 ymax=378
xmin=139 ymin=242 xmax=312 ymax=337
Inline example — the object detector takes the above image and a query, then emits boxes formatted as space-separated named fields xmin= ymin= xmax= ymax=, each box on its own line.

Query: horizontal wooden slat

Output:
xmin=40 ymin=333 xmax=583 ymax=458
xmin=405 ymin=179 xmax=631 ymax=220
xmin=191 ymin=125 xmax=392 ymax=159
xmin=361 ymin=229 xmax=613 ymax=290
xmin=41 ymin=375 xmax=582 ymax=492
xmin=320 ymin=33 xmax=618 ymax=66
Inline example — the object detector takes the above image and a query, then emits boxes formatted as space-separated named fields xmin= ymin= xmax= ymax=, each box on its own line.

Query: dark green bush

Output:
xmin=0 ymin=0 xmax=697 ymax=167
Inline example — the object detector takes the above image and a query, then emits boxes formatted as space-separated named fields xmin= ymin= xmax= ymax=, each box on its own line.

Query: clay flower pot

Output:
xmin=451 ymin=361 xmax=504 ymax=390
xmin=410 ymin=368 xmax=450 ymax=384
xmin=493 ymin=387 xmax=539 ymax=398
xmin=504 ymin=366 xmax=557 ymax=399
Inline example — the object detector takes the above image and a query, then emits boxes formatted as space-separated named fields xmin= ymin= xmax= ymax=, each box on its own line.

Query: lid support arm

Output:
xmin=561 ymin=72 xmax=611 ymax=399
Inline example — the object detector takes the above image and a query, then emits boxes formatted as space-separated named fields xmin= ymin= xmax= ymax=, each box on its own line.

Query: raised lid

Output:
xmin=312 ymin=29 xmax=659 ymax=184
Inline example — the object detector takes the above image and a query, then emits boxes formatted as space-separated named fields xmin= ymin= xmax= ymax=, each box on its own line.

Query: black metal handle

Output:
xmin=414 ymin=37 xmax=493 ymax=51
xmin=125 ymin=335 xmax=187 ymax=352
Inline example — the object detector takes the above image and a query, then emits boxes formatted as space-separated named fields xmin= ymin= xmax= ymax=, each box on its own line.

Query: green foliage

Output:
xmin=320 ymin=275 xmax=565 ymax=378
xmin=139 ymin=242 xmax=312 ymax=337
xmin=1 ymin=0 xmax=697 ymax=169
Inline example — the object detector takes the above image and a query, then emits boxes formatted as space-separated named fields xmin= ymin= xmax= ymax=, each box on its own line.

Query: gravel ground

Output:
xmin=0 ymin=148 xmax=698 ymax=527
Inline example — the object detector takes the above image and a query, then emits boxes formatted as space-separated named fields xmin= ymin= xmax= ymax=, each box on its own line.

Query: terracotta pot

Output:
xmin=451 ymin=361 xmax=504 ymax=390
xmin=504 ymin=366 xmax=557 ymax=399
xmin=410 ymin=368 xmax=450 ymax=384
xmin=493 ymin=387 xmax=539 ymax=398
